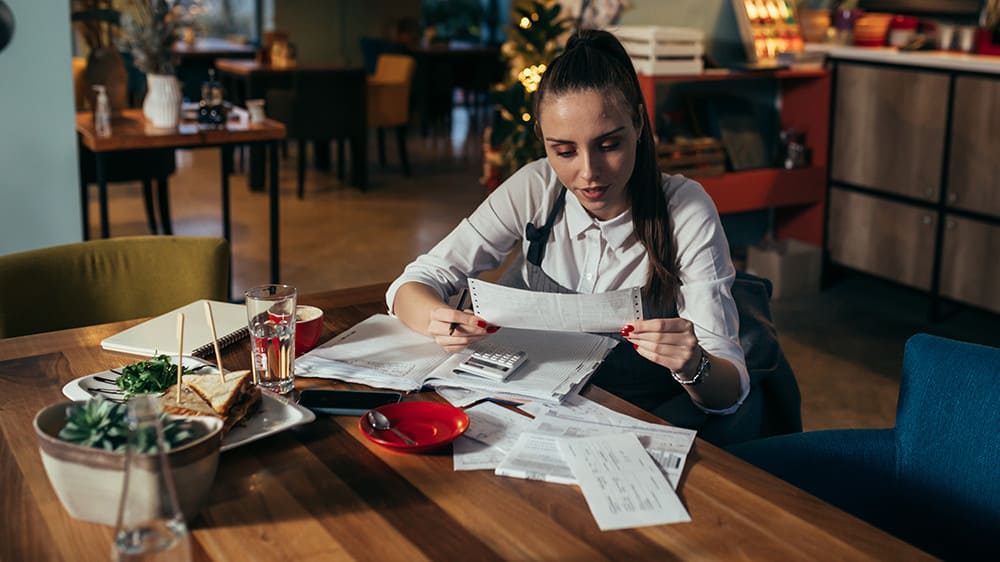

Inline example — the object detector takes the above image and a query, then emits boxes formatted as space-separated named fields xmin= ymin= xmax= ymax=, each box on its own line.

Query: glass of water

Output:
xmin=245 ymin=284 xmax=297 ymax=394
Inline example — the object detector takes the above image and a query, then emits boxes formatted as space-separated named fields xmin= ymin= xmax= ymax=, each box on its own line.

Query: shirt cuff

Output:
xmin=691 ymin=352 xmax=750 ymax=415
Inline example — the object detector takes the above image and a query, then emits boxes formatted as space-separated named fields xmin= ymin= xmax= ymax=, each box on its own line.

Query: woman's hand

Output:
xmin=620 ymin=318 xmax=702 ymax=379
xmin=427 ymin=306 xmax=499 ymax=353
xmin=619 ymin=317 xmax=742 ymax=410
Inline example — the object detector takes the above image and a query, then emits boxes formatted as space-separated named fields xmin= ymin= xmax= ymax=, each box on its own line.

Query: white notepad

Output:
xmin=101 ymin=300 xmax=248 ymax=358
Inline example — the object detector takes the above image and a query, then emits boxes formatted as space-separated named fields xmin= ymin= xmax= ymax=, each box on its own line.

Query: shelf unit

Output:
xmin=825 ymin=59 xmax=1000 ymax=317
xmin=637 ymin=68 xmax=831 ymax=246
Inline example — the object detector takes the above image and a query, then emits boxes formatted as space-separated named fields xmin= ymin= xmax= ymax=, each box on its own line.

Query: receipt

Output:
xmin=560 ymin=433 xmax=691 ymax=530
xmin=468 ymin=279 xmax=642 ymax=332
xmin=453 ymin=402 xmax=533 ymax=471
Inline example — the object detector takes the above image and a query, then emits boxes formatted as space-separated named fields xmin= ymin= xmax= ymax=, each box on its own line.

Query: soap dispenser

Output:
xmin=93 ymin=85 xmax=112 ymax=138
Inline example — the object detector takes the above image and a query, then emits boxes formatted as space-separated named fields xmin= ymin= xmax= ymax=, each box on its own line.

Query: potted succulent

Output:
xmin=34 ymin=398 xmax=222 ymax=526
xmin=118 ymin=0 xmax=182 ymax=128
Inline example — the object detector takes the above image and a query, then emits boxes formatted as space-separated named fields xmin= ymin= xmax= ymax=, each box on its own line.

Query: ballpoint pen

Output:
xmin=448 ymin=288 xmax=470 ymax=335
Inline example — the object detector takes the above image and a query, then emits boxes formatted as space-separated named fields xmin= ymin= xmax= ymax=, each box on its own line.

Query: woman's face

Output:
xmin=538 ymin=89 xmax=640 ymax=220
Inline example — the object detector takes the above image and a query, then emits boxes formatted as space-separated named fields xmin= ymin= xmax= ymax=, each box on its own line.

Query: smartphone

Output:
xmin=298 ymin=389 xmax=402 ymax=416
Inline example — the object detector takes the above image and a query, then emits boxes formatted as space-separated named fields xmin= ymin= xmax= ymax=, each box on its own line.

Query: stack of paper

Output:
xmin=453 ymin=395 xmax=697 ymax=530
xmin=295 ymin=314 xmax=616 ymax=404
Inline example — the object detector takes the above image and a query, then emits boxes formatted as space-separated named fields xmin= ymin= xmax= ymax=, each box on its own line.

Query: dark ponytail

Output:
xmin=535 ymin=29 xmax=678 ymax=309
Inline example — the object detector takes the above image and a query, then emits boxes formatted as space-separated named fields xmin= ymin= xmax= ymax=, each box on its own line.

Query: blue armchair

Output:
xmin=728 ymin=334 xmax=1000 ymax=560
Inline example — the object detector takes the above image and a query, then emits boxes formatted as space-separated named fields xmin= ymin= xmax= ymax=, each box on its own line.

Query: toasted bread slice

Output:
xmin=161 ymin=370 xmax=261 ymax=434
xmin=186 ymin=370 xmax=257 ymax=415
xmin=161 ymin=383 xmax=223 ymax=420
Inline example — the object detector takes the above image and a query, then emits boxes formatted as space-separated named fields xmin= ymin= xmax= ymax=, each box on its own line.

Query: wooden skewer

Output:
xmin=176 ymin=313 xmax=184 ymax=404
xmin=203 ymin=301 xmax=227 ymax=384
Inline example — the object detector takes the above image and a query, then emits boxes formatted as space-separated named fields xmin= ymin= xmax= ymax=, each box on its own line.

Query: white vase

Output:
xmin=143 ymin=74 xmax=182 ymax=129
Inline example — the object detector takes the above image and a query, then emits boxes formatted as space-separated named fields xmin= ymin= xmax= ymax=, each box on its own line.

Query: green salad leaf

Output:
xmin=115 ymin=354 xmax=197 ymax=399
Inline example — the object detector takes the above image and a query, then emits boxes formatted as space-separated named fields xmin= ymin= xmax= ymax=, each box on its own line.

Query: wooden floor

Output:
xmin=85 ymin=109 xmax=1000 ymax=433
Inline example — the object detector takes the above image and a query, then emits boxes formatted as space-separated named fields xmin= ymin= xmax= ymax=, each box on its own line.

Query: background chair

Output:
xmin=643 ymin=271 xmax=802 ymax=446
xmin=78 ymin=145 xmax=177 ymax=235
xmin=367 ymin=53 xmax=417 ymax=176
xmin=728 ymin=334 xmax=1000 ymax=560
xmin=266 ymin=68 xmax=368 ymax=197
xmin=0 ymin=236 xmax=229 ymax=338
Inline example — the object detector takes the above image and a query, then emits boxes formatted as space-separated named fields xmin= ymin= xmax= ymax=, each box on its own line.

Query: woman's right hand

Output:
xmin=393 ymin=282 xmax=500 ymax=353
xmin=427 ymin=306 xmax=499 ymax=353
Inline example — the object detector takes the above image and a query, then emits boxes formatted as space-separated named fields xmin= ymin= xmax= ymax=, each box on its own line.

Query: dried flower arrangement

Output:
xmin=117 ymin=0 xmax=179 ymax=75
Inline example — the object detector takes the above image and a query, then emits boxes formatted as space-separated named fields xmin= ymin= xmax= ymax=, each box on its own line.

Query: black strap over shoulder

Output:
xmin=525 ymin=187 xmax=567 ymax=266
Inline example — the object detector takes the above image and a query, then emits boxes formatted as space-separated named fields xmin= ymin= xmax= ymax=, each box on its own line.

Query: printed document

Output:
xmin=560 ymin=433 xmax=691 ymax=530
xmin=453 ymin=402 xmax=533 ymax=471
xmin=468 ymin=279 xmax=642 ymax=332
xmin=295 ymin=314 xmax=615 ymax=403
xmin=494 ymin=408 xmax=696 ymax=488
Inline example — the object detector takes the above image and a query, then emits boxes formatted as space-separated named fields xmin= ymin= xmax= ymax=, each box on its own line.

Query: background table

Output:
xmin=76 ymin=109 xmax=286 ymax=284
xmin=215 ymin=59 xmax=348 ymax=191
xmin=172 ymin=38 xmax=256 ymax=101
xmin=0 ymin=283 xmax=934 ymax=561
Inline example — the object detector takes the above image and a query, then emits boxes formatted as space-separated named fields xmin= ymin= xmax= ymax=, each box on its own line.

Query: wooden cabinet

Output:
xmin=947 ymin=76 xmax=1000 ymax=218
xmin=831 ymin=64 xmax=948 ymax=202
xmin=940 ymin=216 xmax=1000 ymax=314
xmin=827 ymin=188 xmax=937 ymax=290
xmin=826 ymin=57 xmax=1000 ymax=317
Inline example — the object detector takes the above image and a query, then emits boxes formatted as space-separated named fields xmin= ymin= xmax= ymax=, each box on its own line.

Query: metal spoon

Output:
xmin=366 ymin=410 xmax=417 ymax=445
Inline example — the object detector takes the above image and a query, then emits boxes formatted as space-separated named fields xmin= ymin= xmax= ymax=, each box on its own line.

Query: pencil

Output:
xmin=448 ymin=288 xmax=470 ymax=336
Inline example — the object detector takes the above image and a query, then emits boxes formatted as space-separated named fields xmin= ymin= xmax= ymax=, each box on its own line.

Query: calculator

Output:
xmin=454 ymin=344 xmax=527 ymax=383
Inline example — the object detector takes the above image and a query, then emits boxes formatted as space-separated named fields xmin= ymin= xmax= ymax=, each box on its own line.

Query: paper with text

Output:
xmin=296 ymin=314 xmax=614 ymax=403
xmin=453 ymin=402 xmax=533 ymax=471
xmin=468 ymin=279 xmax=642 ymax=332
xmin=495 ymin=408 xmax=695 ymax=488
xmin=295 ymin=314 xmax=447 ymax=391
xmin=494 ymin=432 xmax=578 ymax=484
xmin=561 ymin=433 xmax=691 ymax=530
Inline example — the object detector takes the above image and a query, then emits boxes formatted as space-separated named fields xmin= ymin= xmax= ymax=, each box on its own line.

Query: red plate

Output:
xmin=359 ymin=401 xmax=469 ymax=453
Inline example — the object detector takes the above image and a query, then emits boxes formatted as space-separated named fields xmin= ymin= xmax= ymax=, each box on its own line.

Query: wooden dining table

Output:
xmin=0 ymin=283 xmax=934 ymax=561
xmin=76 ymin=109 xmax=286 ymax=286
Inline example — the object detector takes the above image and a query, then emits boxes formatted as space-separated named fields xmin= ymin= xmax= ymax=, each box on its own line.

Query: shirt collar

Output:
xmin=564 ymin=190 xmax=634 ymax=250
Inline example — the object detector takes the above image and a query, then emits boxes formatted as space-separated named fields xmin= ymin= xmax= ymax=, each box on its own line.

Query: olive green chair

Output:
xmin=0 ymin=236 xmax=230 ymax=338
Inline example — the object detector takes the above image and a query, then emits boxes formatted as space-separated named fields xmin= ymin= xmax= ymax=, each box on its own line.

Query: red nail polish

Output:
xmin=619 ymin=329 xmax=630 ymax=337
xmin=633 ymin=343 xmax=639 ymax=349
xmin=477 ymin=320 xmax=487 ymax=328
xmin=486 ymin=326 xmax=499 ymax=333
xmin=625 ymin=324 xmax=635 ymax=332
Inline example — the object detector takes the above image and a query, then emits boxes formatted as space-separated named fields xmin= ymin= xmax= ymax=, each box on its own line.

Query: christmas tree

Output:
xmin=482 ymin=0 xmax=571 ymax=190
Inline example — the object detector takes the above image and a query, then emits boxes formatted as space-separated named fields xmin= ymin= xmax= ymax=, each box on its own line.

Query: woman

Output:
xmin=386 ymin=29 xmax=748 ymax=418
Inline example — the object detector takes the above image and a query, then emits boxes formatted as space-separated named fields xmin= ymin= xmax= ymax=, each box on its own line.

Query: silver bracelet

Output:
xmin=671 ymin=348 xmax=710 ymax=385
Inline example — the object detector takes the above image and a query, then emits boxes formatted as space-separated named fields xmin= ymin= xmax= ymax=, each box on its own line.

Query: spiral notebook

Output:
xmin=101 ymin=300 xmax=249 ymax=358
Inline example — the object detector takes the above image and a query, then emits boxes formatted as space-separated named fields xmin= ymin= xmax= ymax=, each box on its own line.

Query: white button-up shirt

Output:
xmin=387 ymin=158 xmax=749 ymax=413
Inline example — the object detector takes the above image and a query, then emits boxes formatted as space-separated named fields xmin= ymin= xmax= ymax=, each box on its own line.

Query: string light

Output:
xmin=517 ymin=63 xmax=546 ymax=93
xmin=519 ymin=16 xmax=531 ymax=29
xmin=521 ymin=112 xmax=531 ymax=122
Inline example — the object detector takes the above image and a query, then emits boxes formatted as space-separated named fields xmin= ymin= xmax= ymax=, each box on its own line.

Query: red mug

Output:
xmin=293 ymin=305 xmax=324 ymax=355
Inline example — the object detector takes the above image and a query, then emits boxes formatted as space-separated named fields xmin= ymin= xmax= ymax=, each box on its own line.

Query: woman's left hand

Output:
xmin=620 ymin=318 xmax=702 ymax=378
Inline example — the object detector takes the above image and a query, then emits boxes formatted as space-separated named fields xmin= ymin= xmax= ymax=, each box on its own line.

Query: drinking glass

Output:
xmin=112 ymin=395 xmax=192 ymax=562
xmin=245 ymin=284 xmax=297 ymax=394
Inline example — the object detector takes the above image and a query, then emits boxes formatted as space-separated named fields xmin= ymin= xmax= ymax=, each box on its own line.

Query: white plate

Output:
xmin=61 ymin=356 xmax=316 ymax=452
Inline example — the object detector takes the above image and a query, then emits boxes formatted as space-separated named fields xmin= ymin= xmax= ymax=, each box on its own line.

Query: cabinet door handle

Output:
xmin=925 ymin=189 xmax=935 ymax=199
xmin=921 ymin=215 xmax=934 ymax=225
xmin=946 ymin=218 xmax=956 ymax=229
xmin=947 ymin=192 xmax=958 ymax=204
